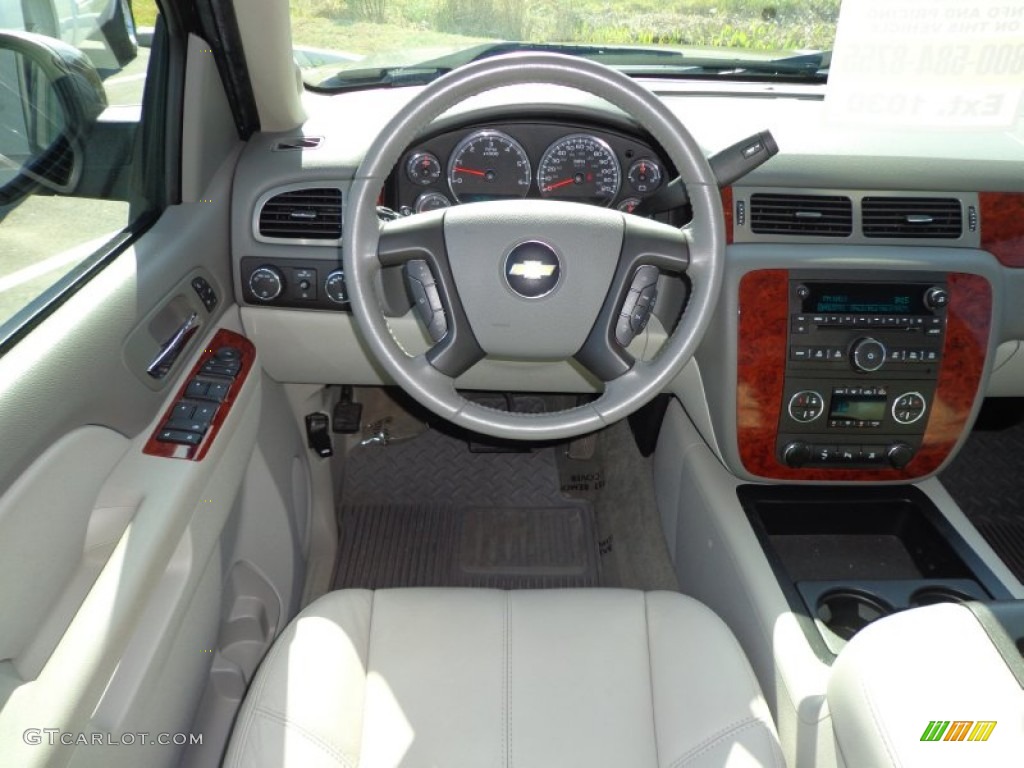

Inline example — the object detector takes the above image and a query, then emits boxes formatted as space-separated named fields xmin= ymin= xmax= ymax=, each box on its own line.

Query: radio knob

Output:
xmin=782 ymin=441 xmax=811 ymax=468
xmin=924 ymin=286 xmax=949 ymax=310
xmin=249 ymin=266 xmax=284 ymax=302
xmin=887 ymin=442 xmax=914 ymax=469
xmin=851 ymin=337 xmax=887 ymax=372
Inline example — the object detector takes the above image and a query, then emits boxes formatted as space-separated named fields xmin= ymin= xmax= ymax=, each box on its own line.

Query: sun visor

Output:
xmin=826 ymin=0 xmax=1024 ymax=146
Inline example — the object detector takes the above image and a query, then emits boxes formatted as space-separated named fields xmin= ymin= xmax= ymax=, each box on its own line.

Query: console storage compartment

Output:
xmin=739 ymin=485 xmax=1013 ymax=655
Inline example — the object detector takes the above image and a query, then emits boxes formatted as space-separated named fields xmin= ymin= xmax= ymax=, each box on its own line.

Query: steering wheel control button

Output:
xmin=788 ymin=390 xmax=824 ymax=423
xmin=892 ymin=392 xmax=927 ymax=425
xmin=503 ymin=241 xmax=562 ymax=300
xmin=404 ymin=260 xmax=449 ymax=342
xmin=614 ymin=265 xmax=660 ymax=345
xmin=851 ymin=337 xmax=887 ymax=372
xmin=630 ymin=287 xmax=658 ymax=333
xmin=249 ymin=266 xmax=284 ymax=301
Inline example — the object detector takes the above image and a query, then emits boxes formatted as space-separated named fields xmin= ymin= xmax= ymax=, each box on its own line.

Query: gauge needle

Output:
xmin=544 ymin=178 xmax=575 ymax=192
xmin=454 ymin=166 xmax=486 ymax=177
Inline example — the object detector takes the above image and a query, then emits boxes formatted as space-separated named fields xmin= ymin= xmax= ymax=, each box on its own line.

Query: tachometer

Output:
xmin=537 ymin=134 xmax=621 ymax=206
xmin=447 ymin=130 xmax=531 ymax=203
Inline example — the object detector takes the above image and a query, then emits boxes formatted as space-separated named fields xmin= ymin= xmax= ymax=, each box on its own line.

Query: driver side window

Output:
xmin=0 ymin=0 xmax=163 ymax=341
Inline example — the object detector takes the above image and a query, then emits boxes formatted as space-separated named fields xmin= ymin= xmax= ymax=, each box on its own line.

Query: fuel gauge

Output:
xmin=617 ymin=197 xmax=642 ymax=214
xmin=415 ymin=191 xmax=451 ymax=213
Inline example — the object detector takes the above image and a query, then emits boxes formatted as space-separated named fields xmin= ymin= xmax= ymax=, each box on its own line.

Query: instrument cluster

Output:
xmin=391 ymin=121 xmax=672 ymax=215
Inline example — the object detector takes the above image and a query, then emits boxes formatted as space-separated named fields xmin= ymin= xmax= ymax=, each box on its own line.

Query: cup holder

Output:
xmin=909 ymin=585 xmax=975 ymax=607
xmin=816 ymin=589 xmax=894 ymax=641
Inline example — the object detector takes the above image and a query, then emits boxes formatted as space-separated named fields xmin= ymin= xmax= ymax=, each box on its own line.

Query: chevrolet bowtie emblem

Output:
xmin=503 ymin=241 xmax=561 ymax=299
xmin=508 ymin=260 xmax=557 ymax=280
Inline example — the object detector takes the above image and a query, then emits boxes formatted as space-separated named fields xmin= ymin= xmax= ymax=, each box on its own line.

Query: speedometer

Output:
xmin=537 ymin=134 xmax=621 ymax=206
xmin=447 ymin=130 xmax=532 ymax=203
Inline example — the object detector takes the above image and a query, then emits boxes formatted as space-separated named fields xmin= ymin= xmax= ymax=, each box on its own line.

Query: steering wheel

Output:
xmin=344 ymin=52 xmax=724 ymax=441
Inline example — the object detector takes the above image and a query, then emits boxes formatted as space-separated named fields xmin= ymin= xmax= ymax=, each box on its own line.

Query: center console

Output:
xmin=778 ymin=272 xmax=948 ymax=470
xmin=736 ymin=268 xmax=992 ymax=481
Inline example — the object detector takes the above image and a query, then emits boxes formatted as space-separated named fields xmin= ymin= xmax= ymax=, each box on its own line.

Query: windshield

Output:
xmin=293 ymin=0 xmax=840 ymax=89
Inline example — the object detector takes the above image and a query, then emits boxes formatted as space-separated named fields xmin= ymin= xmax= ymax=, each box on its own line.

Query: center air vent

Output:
xmin=257 ymin=187 xmax=342 ymax=241
xmin=862 ymin=197 xmax=962 ymax=239
xmin=750 ymin=193 xmax=853 ymax=237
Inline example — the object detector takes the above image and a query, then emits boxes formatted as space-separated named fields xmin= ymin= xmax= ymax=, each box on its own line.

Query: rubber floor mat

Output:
xmin=941 ymin=415 xmax=1024 ymax=584
xmin=335 ymin=428 xmax=600 ymax=589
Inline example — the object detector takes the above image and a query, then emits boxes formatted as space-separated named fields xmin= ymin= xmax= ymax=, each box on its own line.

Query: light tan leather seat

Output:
xmin=225 ymin=588 xmax=784 ymax=768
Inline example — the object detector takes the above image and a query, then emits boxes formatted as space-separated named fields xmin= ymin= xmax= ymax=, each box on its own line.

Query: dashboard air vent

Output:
xmin=258 ymin=187 xmax=342 ymax=240
xmin=862 ymin=197 xmax=962 ymax=239
xmin=750 ymin=193 xmax=853 ymax=237
xmin=273 ymin=137 xmax=323 ymax=151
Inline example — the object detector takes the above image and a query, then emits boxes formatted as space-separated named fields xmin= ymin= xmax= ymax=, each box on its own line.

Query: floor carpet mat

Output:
xmin=940 ymin=407 xmax=1024 ymax=584
xmin=334 ymin=427 xmax=600 ymax=589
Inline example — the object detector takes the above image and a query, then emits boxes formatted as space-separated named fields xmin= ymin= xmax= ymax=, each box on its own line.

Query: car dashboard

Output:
xmin=230 ymin=80 xmax=1024 ymax=485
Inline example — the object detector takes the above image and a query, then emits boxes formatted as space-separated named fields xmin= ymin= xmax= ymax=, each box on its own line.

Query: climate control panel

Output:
xmin=240 ymin=257 xmax=349 ymax=311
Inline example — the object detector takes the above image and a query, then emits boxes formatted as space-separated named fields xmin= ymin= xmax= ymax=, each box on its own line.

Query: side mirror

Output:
xmin=0 ymin=31 xmax=107 ymax=207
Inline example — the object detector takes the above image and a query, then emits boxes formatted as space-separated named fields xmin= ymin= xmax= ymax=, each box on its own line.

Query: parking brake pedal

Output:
xmin=332 ymin=386 xmax=363 ymax=434
xmin=305 ymin=413 xmax=334 ymax=458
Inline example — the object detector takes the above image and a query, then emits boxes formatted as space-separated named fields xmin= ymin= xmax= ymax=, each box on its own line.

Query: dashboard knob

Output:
xmin=924 ymin=286 xmax=949 ymax=310
xmin=851 ymin=337 xmax=887 ymax=372
xmin=887 ymin=442 xmax=914 ymax=469
xmin=325 ymin=269 xmax=348 ymax=304
xmin=249 ymin=266 xmax=283 ymax=302
xmin=782 ymin=441 xmax=811 ymax=468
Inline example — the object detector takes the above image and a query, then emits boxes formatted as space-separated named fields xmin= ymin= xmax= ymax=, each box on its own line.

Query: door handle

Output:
xmin=146 ymin=311 xmax=200 ymax=379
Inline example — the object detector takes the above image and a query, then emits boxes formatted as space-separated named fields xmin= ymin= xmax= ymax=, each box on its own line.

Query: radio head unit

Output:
xmin=778 ymin=272 xmax=949 ymax=469
xmin=800 ymin=282 xmax=934 ymax=317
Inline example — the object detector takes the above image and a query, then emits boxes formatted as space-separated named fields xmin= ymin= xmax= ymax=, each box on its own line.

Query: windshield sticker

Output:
xmin=826 ymin=0 xmax=1024 ymax=131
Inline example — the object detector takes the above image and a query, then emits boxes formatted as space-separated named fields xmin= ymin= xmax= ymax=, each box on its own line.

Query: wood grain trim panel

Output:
xmin=736 ymin=270 xmax=991 ymax=481
xmin=721 ymin=186 xmax=734 ymax=245
xmin=142 ymin=329 xmax=256 ymax=461
xmin=980 ymin=192 xmax=1024 ymax=268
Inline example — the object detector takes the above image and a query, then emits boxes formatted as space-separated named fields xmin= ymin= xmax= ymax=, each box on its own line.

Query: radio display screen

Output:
xmin=830 ymin=394 xmax=887 ymax=421
xmin=802 ymin=284 xmax=927 ymax=315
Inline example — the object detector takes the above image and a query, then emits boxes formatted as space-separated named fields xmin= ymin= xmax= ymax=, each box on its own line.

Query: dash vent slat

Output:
xmin=862 ymin=197 xmax=962 ymax=239
xmin=258 ymin=187 xmax=342 ymax=240
xmin=750 ymin=193 xmax=853 ymax=237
